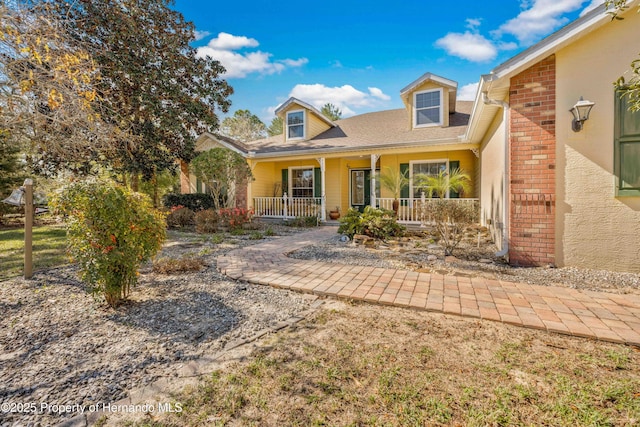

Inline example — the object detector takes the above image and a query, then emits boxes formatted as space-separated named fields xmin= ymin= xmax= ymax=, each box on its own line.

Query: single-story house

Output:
xmin=183 ymin=1 xmax=640 ymax=273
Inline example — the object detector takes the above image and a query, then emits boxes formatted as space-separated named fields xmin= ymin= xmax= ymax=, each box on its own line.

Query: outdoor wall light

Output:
xmin=570 ymin=96 xmax=595 ymax=132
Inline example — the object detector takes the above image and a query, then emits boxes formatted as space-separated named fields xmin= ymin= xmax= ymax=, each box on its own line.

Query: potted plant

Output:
xmin=329 ymin=206 xmax=341 ymax=220
xmin=378 ymin=166 xmax=409 ymax=216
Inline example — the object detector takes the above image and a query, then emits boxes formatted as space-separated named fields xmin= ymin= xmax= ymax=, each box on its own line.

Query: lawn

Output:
xmin=132 ymin=302 xmax=640 ymax=427
xmin=0 ymin=224 xmax=68 ymax=280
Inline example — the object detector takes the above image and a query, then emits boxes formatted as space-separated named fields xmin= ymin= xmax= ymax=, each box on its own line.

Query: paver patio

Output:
xmin=217 ymin=227 xmax=640 ymax=347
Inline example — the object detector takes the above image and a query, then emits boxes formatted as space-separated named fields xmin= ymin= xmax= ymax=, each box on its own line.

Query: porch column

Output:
xmin=316 ymin=157 xmax=326 ymax=222
xmin=370 ymin=154 xmax=380 ymax=209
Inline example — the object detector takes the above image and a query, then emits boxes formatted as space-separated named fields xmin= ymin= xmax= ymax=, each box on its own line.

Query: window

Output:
xmin=290 ymin=167 xmax=313 ymax=197
xmin=414 ymin=89 xmax=442 ymax=127
xmin=287 ymin=110 xmax=305 ymax=140
xmin=411 ymin=160 xmax=447 ymax=198
xmin=615 ymin=90 xmax=640 ymax=196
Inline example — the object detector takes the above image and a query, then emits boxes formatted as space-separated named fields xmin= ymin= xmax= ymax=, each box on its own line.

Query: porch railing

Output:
xmin=253 ymin=196 xmax=479 ymax=224
xmin=377 ymin=198 xmax=480 ymax=224
xmin=254 ymin=196 xmax=322 ymax=219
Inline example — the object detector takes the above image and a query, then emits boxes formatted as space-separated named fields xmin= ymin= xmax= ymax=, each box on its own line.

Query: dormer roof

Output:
xmin=400 ymin=72 xmax=458 ymax=114
xmin=274 ymin=97 xmax=336 ymax=128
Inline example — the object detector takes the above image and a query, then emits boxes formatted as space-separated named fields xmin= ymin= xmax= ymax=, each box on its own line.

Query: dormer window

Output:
xmin=414 ymin=88 xmax=443 ymax=128
xmin=287 ymin=110 xmax=305 ymax=140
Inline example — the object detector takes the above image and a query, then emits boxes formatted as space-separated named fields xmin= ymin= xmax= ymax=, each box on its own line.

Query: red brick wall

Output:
xmin=508 ymin=55 xmax=556 ymax=266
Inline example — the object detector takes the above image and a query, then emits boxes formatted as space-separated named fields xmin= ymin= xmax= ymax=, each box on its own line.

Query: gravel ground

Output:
xmin=0 ymin=224 xmax=314 ymax=427
xmin=289 ymin=231 xmax=640 ymax=295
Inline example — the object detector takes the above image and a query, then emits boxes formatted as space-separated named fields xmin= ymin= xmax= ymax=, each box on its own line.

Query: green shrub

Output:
xmin=195 ymin=209 xmax=219 ymax=233
xmin=162 ymin=193 xmax=215 ymax=212
xmin=166 ymin=206 xmax=195 ymax=229
xmin=338 ymin=207 xmax=405 ymax=240
xmin=249 ymin=231 xmax=264 ymax=240
xmin=285 ymin=216 xmax=318 ymax=227
xmin=50 ymin=179 xmax=166 ymax=307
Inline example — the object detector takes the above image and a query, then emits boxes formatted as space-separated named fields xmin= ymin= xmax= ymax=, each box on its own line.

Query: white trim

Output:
xmin=275 ymin=97 xmax=336 ymax=128
xmin=286 ymin=109 xmax=306 ymax=141
xmin=288 ymin=165 xmax=315 ymax=198
xmin=409 ymin=159 xmax=449 ymax=200
xmin=400 ymin=72 xmax=457 ymax=96
xmin=413 ymin=88 xmax=444 ymax=128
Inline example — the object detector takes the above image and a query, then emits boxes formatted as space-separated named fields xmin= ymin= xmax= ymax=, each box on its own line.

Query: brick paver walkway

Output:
xmin=217 ymin=227 xmax=640 ymax=347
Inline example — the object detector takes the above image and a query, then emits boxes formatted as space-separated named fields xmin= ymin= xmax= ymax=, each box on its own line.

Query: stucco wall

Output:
xmin=555 ymin=10 xmax=640 ymax=272
xmin=479 ymin=114 xmax=507 ymax=249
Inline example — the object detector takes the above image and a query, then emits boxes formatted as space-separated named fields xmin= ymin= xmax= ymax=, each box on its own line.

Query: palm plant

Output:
xmin=415 ymin=167 xmax=471 ymax=198
xmin=378 ymin=166 xmax=409 ymax=215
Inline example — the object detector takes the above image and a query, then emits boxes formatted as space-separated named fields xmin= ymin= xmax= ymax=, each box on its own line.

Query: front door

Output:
xmin=350 ymin=169 xmax=371 ymax=212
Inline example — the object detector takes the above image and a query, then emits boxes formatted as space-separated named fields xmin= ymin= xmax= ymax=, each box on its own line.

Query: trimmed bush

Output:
xmin=50 ymin=179 xmax=166 ymax=307
xmin=338 ymin=206 xmax=405 ymax=240
xmin=219 ymin=207 xmax=253 ymax=230
xmin=421 ymin=200 xmax=479 ymax=256
xmin=195 ymin=209 xmax=219 ymax=233
xmin=166 ymin=206 xmax=195 ymax=229
xmin=162 ymin=193 xmax=215 ymax=212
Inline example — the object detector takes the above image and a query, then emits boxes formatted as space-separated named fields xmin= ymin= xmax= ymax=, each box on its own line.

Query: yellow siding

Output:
xmin=403 ymin=81 xmax=451 ymax=128
xmin=280 ymin=104 xmax=331 ymax=141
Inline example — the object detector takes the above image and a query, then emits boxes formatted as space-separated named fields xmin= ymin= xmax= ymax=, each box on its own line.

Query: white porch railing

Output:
xmin=377 ymin=198 xmax=480 ymax=224
xmin=253 ymin=196 xmax=479 ymax=224
xmin=254 ymin=196 xmax=322 ymax=219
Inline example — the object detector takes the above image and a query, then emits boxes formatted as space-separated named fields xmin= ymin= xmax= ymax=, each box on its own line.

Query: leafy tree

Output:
xmin=321 ymin=103 xmax=342 ymax=121
xmin=267 ymin=117 xmax=283 ymax=136
xmin=54 ymin=0 xmax=233 ymax=179
xmin=220 ymin=110 xmax=267 ymax=142
xmin=190 ymin=148 xmax=253 ymax=210
xmin=606 ymin=0 xmax=640 ymax=111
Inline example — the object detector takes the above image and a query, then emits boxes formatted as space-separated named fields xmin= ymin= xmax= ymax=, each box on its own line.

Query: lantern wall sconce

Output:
xmin=570 ymin=96 xmax=595 ymax=132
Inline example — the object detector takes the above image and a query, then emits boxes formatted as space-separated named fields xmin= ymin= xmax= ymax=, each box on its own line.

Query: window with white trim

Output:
xmin=290 ymin=167 xmax=314 ymax=198
xmin=411 ymin=160 xmax=448 ymax=198
xmin=414 ymin=89 xmax=442 ymax=128
xmin=286 ymin=110 xmax=305 ymax=140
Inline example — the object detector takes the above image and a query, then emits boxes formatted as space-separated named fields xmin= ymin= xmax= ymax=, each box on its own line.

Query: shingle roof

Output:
xmin=245 ymin=101 xmax=473 ymax=155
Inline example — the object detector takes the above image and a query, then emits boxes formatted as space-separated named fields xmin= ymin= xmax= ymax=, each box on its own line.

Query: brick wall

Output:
xmin=508 ymin=55 xmax=556 ymax=266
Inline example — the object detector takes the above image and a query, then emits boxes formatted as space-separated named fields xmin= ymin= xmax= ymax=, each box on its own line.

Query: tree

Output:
xmin=378 ymin=166 xmax=409 ymax=215
xmin=190 ymin=148 xmax=253 ymax=210
xmin=55 ymin=0 xmax=233 ymax=180
xmin=0 ymin=2 xmax=120 ymax=175
xmin=267 ymin=117 xmax=283 ymax=136
xmin=321 ymin=103 xmax=342 ymax=121
xmin=415 ymin=168 xmax=471 ymax=198
xmin=606 ymin=0 xmax=640 ymax=111
xmin=220 ymin=110 xmax=267 ymax=142
xmin=0 ymin=130 xmax=25 ymax=220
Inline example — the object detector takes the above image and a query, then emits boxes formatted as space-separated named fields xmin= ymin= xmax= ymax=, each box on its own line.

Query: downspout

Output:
xmin=482 ymin=91 xmax=510 ymax=258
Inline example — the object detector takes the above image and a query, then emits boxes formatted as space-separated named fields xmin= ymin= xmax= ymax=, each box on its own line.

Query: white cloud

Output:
xmin=285 ymin=84 xmax=391 ymax=117
xmin=496 ymin=0 xmax=586 ymax=45
xmin=196 ymin=32 xmax=307 ymax=78
xmin=457 ymin=83 xmax=479 ymax=101
xmin=368 ymin=87 xmax=391 ymax=101
xmin=435 ymin=32 xmax=498 ymax=62
xmin=207 ymin=32 xmax=259 ymax=50
xmin=466 ymin=18 xmax=482 ymax=30
xmin=193 ymin=30 xmax=210 ymax=41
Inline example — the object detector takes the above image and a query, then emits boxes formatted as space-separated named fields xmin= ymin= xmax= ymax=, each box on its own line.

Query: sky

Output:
xmin=172 ymin=0 xmax=605 ymax=124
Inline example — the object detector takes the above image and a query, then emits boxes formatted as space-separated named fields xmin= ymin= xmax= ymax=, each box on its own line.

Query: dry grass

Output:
xmin=132 ymin=302 xmax=640 ymax=427
xmin=151 ymin=255 xmax=206 ymax=274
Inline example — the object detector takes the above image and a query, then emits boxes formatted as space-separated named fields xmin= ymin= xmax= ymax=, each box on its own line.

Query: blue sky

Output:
xmin=173 ymin=0 xmax=604 ymax=123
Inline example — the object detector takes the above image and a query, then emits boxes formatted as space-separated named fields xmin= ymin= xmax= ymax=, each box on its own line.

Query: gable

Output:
xmin=276 ymin=99 xmax=334 ymax=142
xmin=400 ymin=76 xmax=458 ymax=129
